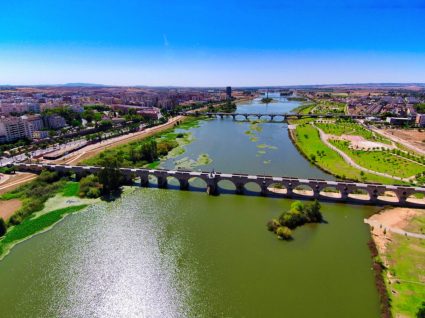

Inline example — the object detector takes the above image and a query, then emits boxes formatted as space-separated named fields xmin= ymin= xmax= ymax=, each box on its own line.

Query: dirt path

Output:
xmin=0 ymin=199 xmax=22 ymax=220
xmin=0 ymin=173 xmax=37 ymax=195
xmin=313 ymin=123 xmax=412 ymax=182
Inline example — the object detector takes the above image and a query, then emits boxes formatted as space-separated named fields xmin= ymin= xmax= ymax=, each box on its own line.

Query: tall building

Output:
xmin=226 ymin=86 xmax=232 ymax=99
xmin=0 ymin=117 xmax=27 ymax=142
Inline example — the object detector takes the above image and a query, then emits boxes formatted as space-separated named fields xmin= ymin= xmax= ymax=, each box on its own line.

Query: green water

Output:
xmin=0 ymin=95 xmax=381 ymax=317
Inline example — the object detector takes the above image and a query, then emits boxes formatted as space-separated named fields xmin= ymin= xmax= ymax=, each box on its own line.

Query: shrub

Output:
xmin=0 ymin=218 xmax=7 ymax=237
xmin=276 ymin=226 xmax=292 ymax=240
xmin=79 ymin=175 xmax=102 ymax=198
xmin=266 ymin=219 xmax=280 ymax=232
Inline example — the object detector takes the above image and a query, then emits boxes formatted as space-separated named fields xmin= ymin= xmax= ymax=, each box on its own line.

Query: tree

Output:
xmin=305 ymin=200 xmax=322 ymax=223
xmin=97 ymin=159 xmax=124 ymax=194
xmin=0 ymin=217 xmax=7 ymax=237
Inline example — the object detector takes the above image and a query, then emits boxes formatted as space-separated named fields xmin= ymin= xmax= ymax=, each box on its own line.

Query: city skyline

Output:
xmin=1 ymin=0 xmax=425 ymax=86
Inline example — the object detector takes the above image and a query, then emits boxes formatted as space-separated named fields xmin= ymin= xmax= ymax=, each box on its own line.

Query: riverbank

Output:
xmin=367 ymin=207 xmax=425 ymax=317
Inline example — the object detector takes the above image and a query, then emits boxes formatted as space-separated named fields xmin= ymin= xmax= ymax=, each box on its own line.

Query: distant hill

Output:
xmin=63 ymin=83 xmax=107 ymax=87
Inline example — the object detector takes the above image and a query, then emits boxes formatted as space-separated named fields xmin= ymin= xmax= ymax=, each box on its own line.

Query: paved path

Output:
xmin=313 ymin=123 xmax=411 ymax=182
xmin=365 ymin=219 xmax=425 ymax=239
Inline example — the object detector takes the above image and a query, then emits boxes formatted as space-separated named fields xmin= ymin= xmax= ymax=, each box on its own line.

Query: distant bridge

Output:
xmin=16 ymin=163 xmax=425 ymax=207
xmin=181 ymin=112 xmax=407 ymax=122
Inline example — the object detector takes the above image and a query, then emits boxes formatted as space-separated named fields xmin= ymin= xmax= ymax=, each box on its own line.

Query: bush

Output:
xmin=276 ymin=226 xmax=292 ymax=240
xmin=0 ymin=218 xmax=7 ymax=237
xmin=79 ymin=175 xmax=102 ymax=198
xmin=266 ymin=219 xmax=280 ymax=232
xmin=38 ymin=170 xmax=61 ymax=183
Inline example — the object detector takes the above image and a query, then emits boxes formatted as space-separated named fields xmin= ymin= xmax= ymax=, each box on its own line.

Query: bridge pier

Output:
xmin=340 ymin=186 xmax=349 ymax=201
xmin=235 ymin=183 xmax=244 ymax=195
xmin=157 ymin=176 xmax=168 ymax=189
xmin=179 ymin=179 xmax=189 ymax=190
xmin=231 ymin=114 xmax=236 ymax=121
xmin=139 ymin=174 xmax=149 ymax=187
xmin=260 ymin=181 xmax=268 ymax=196
xmin=207 ymin=178 xmax=218 ymax=195
xmin=122 ymin=174 xmax=134 ymax=185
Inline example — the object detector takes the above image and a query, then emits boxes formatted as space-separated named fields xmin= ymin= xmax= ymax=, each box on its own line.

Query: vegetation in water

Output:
xmin=261 ymin=97 xmax=274 ymax=103
xmin=0 ymin=205 xmax=87 ymax=260
xmin=267 ymin=200 xmax=323 ymax=240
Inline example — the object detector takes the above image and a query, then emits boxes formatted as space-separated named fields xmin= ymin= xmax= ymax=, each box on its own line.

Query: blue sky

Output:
xmin=0 ymin=0 xmax=424 ymax=86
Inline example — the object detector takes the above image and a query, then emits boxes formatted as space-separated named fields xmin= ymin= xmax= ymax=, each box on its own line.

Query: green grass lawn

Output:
xmin=62 ymin=182 xmax=80 ymax=197
xmin=330 ymin=140 xmax=425 ymax=179
xmin=293 ymin=122 xmax=400 ymax=184
xmin=311 ymin=100 xmax=346 ymax=114
xmin=384 ymin=231 xmax=425 ymax=317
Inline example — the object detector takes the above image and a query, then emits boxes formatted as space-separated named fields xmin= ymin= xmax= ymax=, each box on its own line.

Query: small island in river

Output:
xmin=267 ymin=200 xmax=323 ymax=240
xmin=260 ymin=97 xmax=274 ymax=104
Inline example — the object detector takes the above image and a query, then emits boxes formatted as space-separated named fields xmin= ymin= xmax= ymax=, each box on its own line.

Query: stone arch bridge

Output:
xmin=182 ymin=112 xmax=395 ymax=123
xmin=16 ymin=163 xmax=425 ymax=208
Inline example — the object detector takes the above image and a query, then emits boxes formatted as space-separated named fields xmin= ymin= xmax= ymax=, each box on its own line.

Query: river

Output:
xmin=0 ymin=95 xmax=381 ymax=317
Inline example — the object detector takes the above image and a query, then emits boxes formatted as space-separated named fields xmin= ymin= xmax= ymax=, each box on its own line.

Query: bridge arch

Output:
xmin=267 ymin=183 xmax=288 ymax=195
xmin=377 ymin=190 xmax=399 ymax=204
xmin=407 ymin=192 xmax=425 ymax=205
xmin=319 ymin=186 xmax=342 ymax=199
xmin=234 ymin=114 xmax=246 ymax=121
xmin=347 ymin=188 xmax=370 ymax=201
xmin=259 ymin=114 xmax=272 ymax=122
xmin=188 ymin=177 xmax=208 ymax=191
xmin=217 ymin=180 xmax=237 ymax=194
xmin=293 ymin=184 xmax=315 ymax=197
xmin=166 ymin=175 xmax=181 ymax=189
xmin=243 ymin=181 xmax=262 ymax=194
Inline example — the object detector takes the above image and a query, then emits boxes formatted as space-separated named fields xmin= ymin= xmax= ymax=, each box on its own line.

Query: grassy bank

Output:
xmin=0 ymin=205 xmax=87 ymax=260
xmin=290 ymin=120 xmax=401 ymax=184
xmin=370 ymin=211 xmax=425 ymax=317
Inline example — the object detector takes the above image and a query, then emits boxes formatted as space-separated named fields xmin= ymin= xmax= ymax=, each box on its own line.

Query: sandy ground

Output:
xmin=374 ymin=128 xmax=425 ymax=155
xmin=0 ymin=199 xmax=22 ymax=221
xmin=367 ymin=208 xmax=424 ymax=253
xmin=333 ymin=134 xmax=394 ymax=151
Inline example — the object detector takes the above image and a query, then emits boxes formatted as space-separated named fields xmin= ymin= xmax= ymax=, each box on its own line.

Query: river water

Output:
xmin=0 ymin=95 xmax=381 ymax=317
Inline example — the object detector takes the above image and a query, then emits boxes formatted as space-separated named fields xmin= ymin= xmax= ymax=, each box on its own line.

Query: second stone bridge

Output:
xmin=16 ymin=163 xmax=425 ymax=208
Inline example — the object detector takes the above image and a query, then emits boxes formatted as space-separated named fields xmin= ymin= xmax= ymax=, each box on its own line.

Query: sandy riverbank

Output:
xmin=0 ymin=199 xmax=22 ymax=221
xmin=367 ymin=207 xmax=424 ymax=253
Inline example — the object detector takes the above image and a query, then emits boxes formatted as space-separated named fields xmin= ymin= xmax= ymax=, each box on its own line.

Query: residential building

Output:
xmin=416 ymin=114 xmax=425 ymax=127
